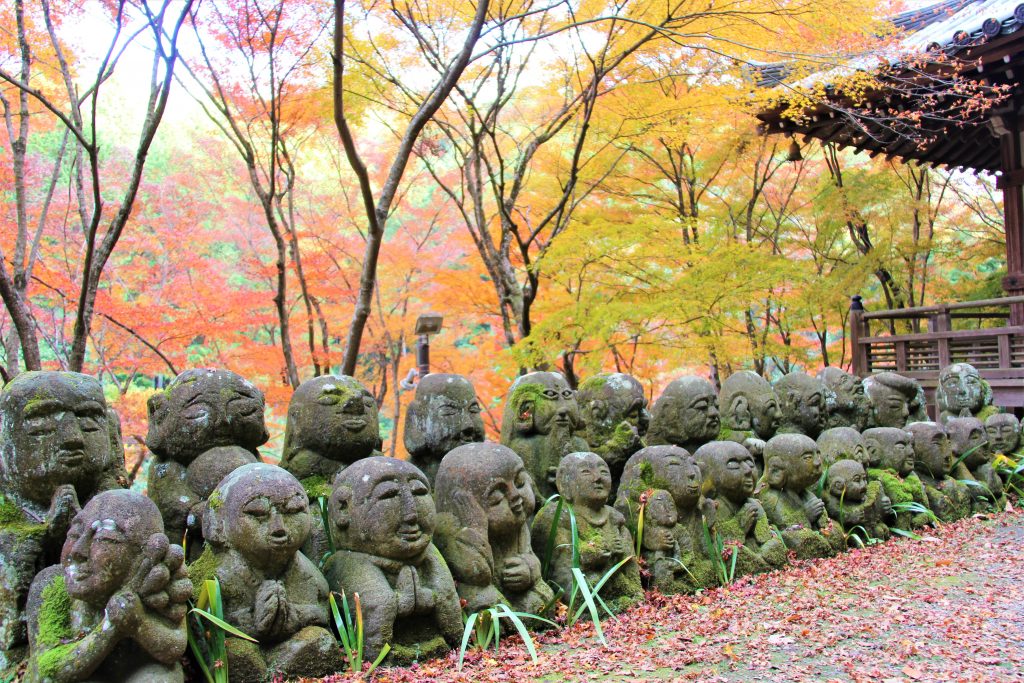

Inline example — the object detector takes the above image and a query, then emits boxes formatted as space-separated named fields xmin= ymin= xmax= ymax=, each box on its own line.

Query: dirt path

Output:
xmin=322 ymin=510 xmax=1024 ymax=683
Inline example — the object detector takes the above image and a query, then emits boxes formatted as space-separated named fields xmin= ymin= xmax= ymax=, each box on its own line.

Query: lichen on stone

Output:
xmin=301 ymin=476 xmax=332 ymax=500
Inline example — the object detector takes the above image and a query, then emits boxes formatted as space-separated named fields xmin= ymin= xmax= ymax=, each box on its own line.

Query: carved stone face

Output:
xmin=285 ymin=375 xmax=380 ymax=463
xmin=764 ymin=434 xmax=822 ymax=492
xmin=907 ymin=422 xmax=954 ymax=479
xmin=937 ymin=363 xmax=985 ymax=416
xmin=863 ymin=427 xmax=914 ymax=475
xmin=650 ymin=377 xmax=720 ymax=447
xmin=865 ymin=373 xmax=918 ymax=428
xmin=642 ymin=490 xmax=677 ymax=551
xmin=0 ymin=371 xmax=112 ymax=506
xmin=578 ymin=373 xmax=650 ymax=445
xmin=774 ymin=373 xmax=827 ymax=438
xmin=557 ymin=452 xmax=612 ymax=509
xmin=946 ymin=417 xmax=990 ymax=468
xmin=331 ymin=457 xmax=434 ymax=561
xmin=827 ymin=459 xmax=867 ymax=503
xmin=696 ymin=441 xmax=756 ymax=505
xmin=985 ymin=413 xmax=1020 ymax=454
xmin=212 ymin=464 xmax=311 ymax=570
xmin=404 ymin=374 xmax=484 ymax=461
xmin=146 ymin=368 xmax=268 ymax=465
xmin=816 ymin=427 xmax=867 ymax=467
xmin=817 ymin=367 xmax=870 ymax=431
xmin=62 ymin=490 xmax=162 ymax=609
xmin=502 ymin=372 xmax=580 ymax=438
xmin=720 ymin=371 xmax=781 ymax=440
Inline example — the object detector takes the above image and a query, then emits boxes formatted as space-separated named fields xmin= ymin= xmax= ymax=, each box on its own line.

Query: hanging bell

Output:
xmin=786 ymin=137 xmax=803 ymax=162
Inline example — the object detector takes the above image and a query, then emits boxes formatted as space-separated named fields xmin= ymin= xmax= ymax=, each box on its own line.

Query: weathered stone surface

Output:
xmin=202 ymin=463 xmax=343 ymax=680
xmin=25 ymin=490 xmax=190 ymax=682
xmin=145 ymin=369 xmax=268 ymax=549
xmin=863 ymin=427 xmax=931 ymax=530
xmin=404 ymin=374 xmax=485 ymax=485
xmin=823 ymin=459 xmax=892 ymax=542
xmin=719 ymin=371 xmax=781 ymax=442
xmin=773 ymin=372 xmax=828 ymax=439
xmin=817 ymin=367 xmax=870 ymax=431
xmin=946 ymin=416 xmax=1004 ymax=511
xmin=615 ymin=445 xmax=717 ymax=592
xmin=694 ymin=441 xmax=787 ymax=576
xmin=647 ymin=377 xmax=721 ymax=453
xmin=986 ymin=412 xmax=1020 ymax=455
xmin=500 ymin=372 xmax=588 ymax=500
xmin=577 ymin=373 xmax=650 ymax=491
xmin=434 ymin=443 xmax=554 ymax=614
xmin=937 ymin=362 xmax=996 ymax=423
xmin=323 ymin=457 xmax=462 ymax=666
xmin=864 ymin=372 xmax=920 ymax=428
xmin=0 ymin=371 xmax=127 ymax=671
xmin=817 ymin=427 xmax=868 ymax=466
xmin=756 ymin=434 xmax=844 ymax=559
xmin=906 ymin=422 xmax=971 ymax=522
xmin=531 ymin=452 xmax=642 ymax=612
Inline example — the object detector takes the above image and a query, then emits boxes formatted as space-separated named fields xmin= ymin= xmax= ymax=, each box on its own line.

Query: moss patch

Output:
xmin=302 ymin=476 xmax=332 ymax=500
xmin=0 ymin=494 xmax=46 ymax=538
xmin=188 ymin=545 xmax=220 ymax=600
xmin=35 ymin=574 xmax=76 ymax=678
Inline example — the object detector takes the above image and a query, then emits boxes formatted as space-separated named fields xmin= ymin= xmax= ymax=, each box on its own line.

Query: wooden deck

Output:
xmin=849 ymin=295 xmax=1024 ymax=409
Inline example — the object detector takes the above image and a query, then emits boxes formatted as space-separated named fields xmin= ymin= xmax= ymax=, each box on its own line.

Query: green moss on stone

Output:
xmin=579 ymin=376 xmax=608 ymax=392
xmin=35 ymin=574 xmax=77 ymax=678
xmin=188 ymin=545 xmax=220 ymax=600
xmin=0 ymin=494 xmax=46 ymax=538
xmin=301 ymin=476 xmax=332 ymax=500
xmin=207 ymin=490 xmax=223 ymax=511
xmin=868 ymin=468 xmax=915 ymax=504
xmin=507 ymin=383 xmax=547 ymax=415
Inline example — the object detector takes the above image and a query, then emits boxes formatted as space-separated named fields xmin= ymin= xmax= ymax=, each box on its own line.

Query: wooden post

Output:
xmin=997 ymin=110 xmax=1024 ymax=325
xmin=850 ymin=295 xmax=868 ymax=376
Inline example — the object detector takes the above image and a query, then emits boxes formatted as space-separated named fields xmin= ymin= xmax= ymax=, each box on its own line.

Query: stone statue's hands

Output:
xmin=254 ymin=580 xmax=291 ymax=637
xmin=739 ymin=500 xmax=762 ymax=534
xmin=501 ymin=556 xmax=533 ymax=593
xmin=106 ymin=589 xmax=144 ymax=634
xmin=395 ymin=565 xmax=418 ymax=616
xmin=47 ymin=484 xmax=81 ymax=536
xmin=743 ymin=437 xmax=766 ymax=458
xmin=803 ymin=494 xmax=825 ymax=523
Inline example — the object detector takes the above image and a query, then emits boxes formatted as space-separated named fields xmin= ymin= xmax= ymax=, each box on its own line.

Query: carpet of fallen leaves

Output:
xmin=305 ymin=508 xmax=1024 ymax=683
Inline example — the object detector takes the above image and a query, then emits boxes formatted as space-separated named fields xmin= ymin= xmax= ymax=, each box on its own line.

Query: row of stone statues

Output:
xmin=0 ymin=361 xmax=1015 ymax=681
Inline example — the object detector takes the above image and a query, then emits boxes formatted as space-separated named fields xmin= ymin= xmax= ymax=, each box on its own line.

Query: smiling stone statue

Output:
xmin=773 ymin=372 xmax=828 ymax=439
xmin=404 ymin=374 xmax=486 ymax=485
xmin=647 ymin=377 xmax=721 ymax=454
xmin=936 ymin=362 xmax=996 ymax=423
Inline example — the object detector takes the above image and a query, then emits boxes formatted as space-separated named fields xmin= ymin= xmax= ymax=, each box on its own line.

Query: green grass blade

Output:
xmin=890 ymin=527 xmax=922 ymax=540
xmin=493 ymin=603 xmax=540 ymax=664
xmin=570 ymin=568 xmax=606 ymax=645
xmin=186 ymin=612 xmax=215 ymax=683
xmin=458 ymin=611 xmax=478 ymax=671
xmin=542 ymin=494 xmax=565 ymax=579
xmin=191 ymin=608 xmax=259 ymax=643
xmin=368 ymin=643 xmax=391 ymax=674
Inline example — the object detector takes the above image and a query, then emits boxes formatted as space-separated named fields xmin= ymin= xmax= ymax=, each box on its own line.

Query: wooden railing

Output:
xmin=849 ymin=295 xmax=1024 ymax=408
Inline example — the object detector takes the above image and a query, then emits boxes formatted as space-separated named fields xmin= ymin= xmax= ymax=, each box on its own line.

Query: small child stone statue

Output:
xmin=863 ymin=428 xmax=931 ymax=530
xmin=823 ymin=459 xmax=892 ymax=542
xmin=906 ymin=422 xmax=971 ymax=523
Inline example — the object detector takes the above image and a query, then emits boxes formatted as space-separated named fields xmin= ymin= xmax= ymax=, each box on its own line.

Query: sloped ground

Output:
xmin=312 ymin=509 xmax=1024 ymax=683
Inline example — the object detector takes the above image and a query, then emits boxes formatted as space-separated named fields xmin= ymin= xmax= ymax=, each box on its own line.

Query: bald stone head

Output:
xmin=404 ymin=374 xmax=485 ymax=471
xmin=826 ymin=459 xmax=868 ymax=503
xmin=284 ymin=375 xmax=381 ymax=464
xmin=719 ymin=371 xmax=781 ymax=440
xmin=694 ymin=441 xmax=757 ymax=505
xmin=937 ymin=363 xmax=990 ymax=419
xmin=985 ymin=413 xmax=1020 ymax=455
xmin=817 ymin=427 xmax=867 ymax=467
xmin=864 ymin=372 xmax=919 ymax=428
xmin=648 ymin=376 xmax=720 ymax=448
xmin=945 ymin=416 xmax=990 ymax=468
xmin=906 ymin=422 xmax=954 ymax=479
xmin=817 ymin=367 xmax=870 ymax=431
xmin=773 ymin=372 xmax=828 ymax=438
xmin=862 ymin=427 xmax=914 ymax=475
xmin=763 ymin=433 xmax=822 ymax=492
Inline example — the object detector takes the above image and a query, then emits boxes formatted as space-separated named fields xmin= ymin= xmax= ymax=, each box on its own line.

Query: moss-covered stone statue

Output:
xmin=906 ymin=422 xmax=971 ymax=523
xmin=199 ymin=463 xmax=344 ymax=681
xmin=434 ymin=443 xmax=554 ymax=614
xmin=500 ymin=372 xmax=588 ymax=499
xmin=280 ymin=375 xmax=383 ymax=492
xmin=817 ymin=367 xmax=871 ymax=431
xmin=756 ymin=434 xmax=845 ymax=559
xmin=403 ymin=373 xmax=485 ymax=485
xmin=531 ymin=452 xmax=642 ymax=611
xmin=577 ymin=373 xmax=650 ymax=490
xmin=863 ymin=372 xmax=919 ymax=428
xmin=773 ymin=372 xmax=828 ymax=439
xmin=816 ymin=427 xmax=868 ymax=467
xmin=717 ymin=371 xmax=782 ymax=461
xmin=145 ymin=368 xmax=267 ymax=548
xmin=24 ymin=490 xmax=191 ymax=683
xmin=323 ymin=457 xmax=462 ymax=665
xmin=986 ymin=412 xmax=1020 ymax=456
xmin=638 ymin=490 xmax=686 ymax=592
xmin=615 ymin=445 xmax=717 ymax=592
xmin=946 ymin=417 xmax=1004 ymax=511
xmin=862 ymin=427 xmax=931 ymax=530
xmin=646 ymin=377 xmax=721 ymax=454
xmin=822 ymin=459 xmax=892 ymax=542
xmin=693 ymin=441 xmax=787 ymax=576
xmin=0 ymin=371 xmax=128 ymax=671
xmin=936 ymin=362 xmax=996 ymax=423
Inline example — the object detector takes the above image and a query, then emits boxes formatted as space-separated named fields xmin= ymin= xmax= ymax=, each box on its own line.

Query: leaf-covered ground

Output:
xmin=312 ymin=509 xmax=1024 ymax=683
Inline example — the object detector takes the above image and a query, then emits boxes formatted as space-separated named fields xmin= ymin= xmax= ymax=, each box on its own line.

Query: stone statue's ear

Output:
xmin=147 ymin=392 xmax=166 ymax=419
xmin=516 ymin=400 xmax=535 ymax=433
xmin=731 ymin=396 xmax=751 ymax=430
xmin=865 ymin=439 xmax=881 ymax=464
xmin=982 ymin=379 xmax=993 ymax=406
xmin=829 ymin=478 xmax=845 ymax=496
xmin=202 ymin=502 xmax=226 ymax=546
xmin=766 ymin=460 xmax=787 ymax=488
xmin=403 ymin=401 xmax=427 ymax=456
xmin=329 ymin=485 xmax=352 ymax=534
xmin=589 ymin=399 xmax=608 ymax=422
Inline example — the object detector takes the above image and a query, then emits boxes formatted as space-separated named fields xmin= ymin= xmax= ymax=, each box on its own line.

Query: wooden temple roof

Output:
xmin=756 ymin=0 xmax=1024 ymax=173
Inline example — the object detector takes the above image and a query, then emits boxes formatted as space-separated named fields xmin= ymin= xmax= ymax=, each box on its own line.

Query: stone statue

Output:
xmin=531 ymin=452 xmax=642 ymax=611
xmin=816 ymin=427 xmax=868 ymax=467
xmin=500 ymin=372 xmax=588 ymax=499
xmin=822 ymin=459 xmax=892 ymax=542
xmin=24 ymin=490 xmax=190 ymax=683
xmin=577 ymin=373 xmax=650 ymax=490
xmin=323 ymin=457 xmax=462 ymax=665
xmin=434 ymin=443 xmax=554 ymax=614
xmin=986 ymin=413 xmax=1020 ymax=455
xmin=145 ymin=369 xmax=267 ymax=547
xmin=280 ymin=375 xmax=382 ymax=491
xmin=862 ymin=428 xmax=931 ymax=530
xmin=906 ymin=422 xmax=971 ymax=522
xmin=946 ymin=417 xmax=1004 ymax=511
xmin=615 ymin=446 xmax=717 ymax=592
xmin=936 ymin=363 xmax=996 ymax=423
xmin=693 ymin=441 xmax=787 ymax=576
xmin=403 ymin=374 xmax=485 ymax=485
xmin=0 ymin=371 xmax=128 ymax=671
xmin=817 ymin=367 xmax=870 ymax=431
xmin=638 ymin=490 xmax=689 ymax=593
xmin=199 ymin=463 xmax=344 ymax=680
xmin=756 ymin=434 xmax=845 ymax=559
xmin=863 ymin=372 xmax=919 ymax=428
xmin=773 ymin=372 xmax=828 ymax=439
xmin=646 ymin=377 xmax=721 ymax=453
xmin=718 ymin=371 xmax=781 ymax=462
